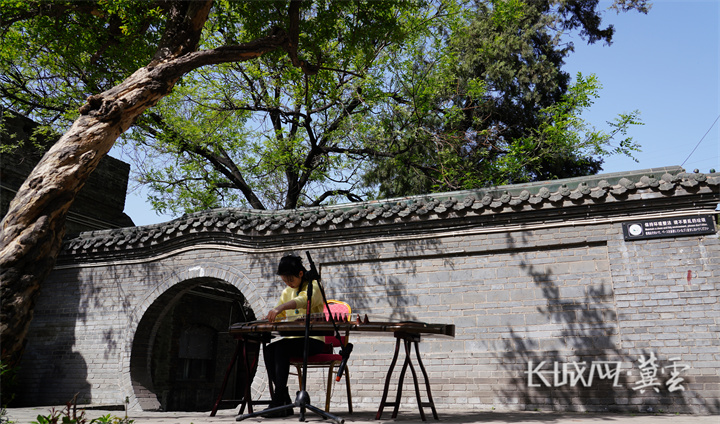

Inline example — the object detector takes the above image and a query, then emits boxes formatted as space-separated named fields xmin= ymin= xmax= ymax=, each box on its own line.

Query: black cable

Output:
xmin=681 ymin=113 xmax=720 ymax=168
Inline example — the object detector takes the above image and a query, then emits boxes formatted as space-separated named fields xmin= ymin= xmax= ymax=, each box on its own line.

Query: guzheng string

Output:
xmin=241 ymin=313 xmax=423 ymax=326
xmin=243 ymin=311 xmax=352 ymax=324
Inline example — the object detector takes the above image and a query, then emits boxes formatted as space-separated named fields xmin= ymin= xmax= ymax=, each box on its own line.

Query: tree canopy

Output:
xmin=2 ymin=0 xmax=651 ymax=217
xmin=114 ymin=0 xmax=651 ymax=214
xmin=0 ymin=0 xmax=435 ymax=369
xmin=363 ymin=0 xmax=648 ymax=197
xmin=120 ymin=3 xmax=451 ymax=211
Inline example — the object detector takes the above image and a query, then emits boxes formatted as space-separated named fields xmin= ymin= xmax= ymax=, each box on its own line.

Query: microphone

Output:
xmin=335 ymin=342 xmax=353 ymax=382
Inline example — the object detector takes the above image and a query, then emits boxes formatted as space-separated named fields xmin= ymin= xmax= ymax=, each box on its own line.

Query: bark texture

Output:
xmin=0 ymin=0 xmax=290 ymax=368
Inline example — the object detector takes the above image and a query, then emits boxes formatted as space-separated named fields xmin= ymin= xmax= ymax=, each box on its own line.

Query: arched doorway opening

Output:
xmin=130 ymin=278 xmax=256 ymax=411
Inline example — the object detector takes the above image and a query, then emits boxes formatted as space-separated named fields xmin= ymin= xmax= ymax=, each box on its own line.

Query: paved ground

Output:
xmin=5 ymin=406 xmax=719 ymax=424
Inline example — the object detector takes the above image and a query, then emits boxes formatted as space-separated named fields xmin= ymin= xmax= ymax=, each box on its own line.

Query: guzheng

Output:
xmin=228 ymin=316 xmax=455 ymax=338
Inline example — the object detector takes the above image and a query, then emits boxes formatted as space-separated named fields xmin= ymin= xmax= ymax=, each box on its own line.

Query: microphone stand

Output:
xmin=236 ymin=256 xmax=345 ymax=424
xmin=305 ymin=252 xmax=353 ymax=383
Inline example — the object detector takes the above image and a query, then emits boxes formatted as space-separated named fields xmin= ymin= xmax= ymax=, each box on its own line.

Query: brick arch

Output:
xmin=118 ymin=262 xmax=267 ymax=411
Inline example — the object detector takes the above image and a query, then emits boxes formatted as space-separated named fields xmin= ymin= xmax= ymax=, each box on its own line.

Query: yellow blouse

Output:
xmin=275 ymin=279 xmax=325 ymax=341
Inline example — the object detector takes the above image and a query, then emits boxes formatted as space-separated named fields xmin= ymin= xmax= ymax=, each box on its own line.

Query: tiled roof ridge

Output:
xmin=62 ymin=167 xmax=720 ymax=256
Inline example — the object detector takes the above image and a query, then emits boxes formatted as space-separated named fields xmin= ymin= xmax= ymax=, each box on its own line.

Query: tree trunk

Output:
xmin=0 ymin=0 xmax=290 ymax=368
xmin=0 ymin=65 xmax=182 ymax=368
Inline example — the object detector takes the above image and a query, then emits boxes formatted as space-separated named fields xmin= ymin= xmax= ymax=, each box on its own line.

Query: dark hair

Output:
xmin=276 ymin=254 xmax=307 ymax=277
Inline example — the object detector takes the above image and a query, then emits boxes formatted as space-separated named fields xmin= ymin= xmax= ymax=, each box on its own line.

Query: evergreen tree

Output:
xmin=364 ymin=0 xmax=648 ymax=197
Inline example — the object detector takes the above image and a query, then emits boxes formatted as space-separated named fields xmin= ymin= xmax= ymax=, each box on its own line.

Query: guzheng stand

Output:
xmin=376 ymin=331 xmax=438 ymax=421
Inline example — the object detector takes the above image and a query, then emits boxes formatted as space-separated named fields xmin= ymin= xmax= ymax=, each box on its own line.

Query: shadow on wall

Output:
xmin=247 ymin=241 xmax=438 ymax=323
xmin=317 ymin=238 xmax=445 ymax=322
xmin=497 ymin=231 xmax=719 ymax=414
xmin=15 ymin=264 xmax=93 ymax=406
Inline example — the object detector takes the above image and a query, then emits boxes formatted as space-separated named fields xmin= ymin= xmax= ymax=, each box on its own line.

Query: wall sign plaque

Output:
xmin=622 ymin=215 xmax=717 ymax=241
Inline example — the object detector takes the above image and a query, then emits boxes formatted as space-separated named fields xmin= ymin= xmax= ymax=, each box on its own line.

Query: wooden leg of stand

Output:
xmin=325 ymin=364 xmax=335 ymax=412
xmin=211 ymin=340 xmax=241 ymax=417
xmin=390 ymin=338 xmax=412 ymax=419
xmin=241 ymin=339 xmax=255 ymax=414
xmin=266 ymin=341 xmax=274 ymax=402
xmin=376 ymin=336 xmax=402 ymax=420
xmin=413 ymin=339 xmax=438 ymax=420
xmin=238 ymin=339 xmax=274 ymax=415
xmin=404 ymin=338 xmax=426 ymax=422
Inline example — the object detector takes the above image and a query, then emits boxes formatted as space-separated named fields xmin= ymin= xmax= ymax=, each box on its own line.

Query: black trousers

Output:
xmin=264 ymin=337 xmax=325 ymax=392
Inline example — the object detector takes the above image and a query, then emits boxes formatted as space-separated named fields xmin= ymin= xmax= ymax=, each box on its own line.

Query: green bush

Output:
xmin=0 ymin=361 xmax=17 ymax=407
xmin=29 ymin=399 xmax=133 ymax=424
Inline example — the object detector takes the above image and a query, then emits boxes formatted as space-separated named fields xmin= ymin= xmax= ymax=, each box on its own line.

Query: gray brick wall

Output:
xmin=15 ymin=216 xmax=719 ymax=414
xmin=10 ymin=149 xmax=719 ymax=417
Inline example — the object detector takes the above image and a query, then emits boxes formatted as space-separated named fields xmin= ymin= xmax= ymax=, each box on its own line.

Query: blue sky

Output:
xmin=563 ymin=0 xmax=719 ymax=174
xmin=116 ymin=0 xmax=720 ymax=226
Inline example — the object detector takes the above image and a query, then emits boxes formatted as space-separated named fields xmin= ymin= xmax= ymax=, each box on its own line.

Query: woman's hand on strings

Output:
xmin=266 ymin=307 xmax=282 ymax=322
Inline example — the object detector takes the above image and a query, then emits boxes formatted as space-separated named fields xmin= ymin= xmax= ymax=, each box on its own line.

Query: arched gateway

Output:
xmin=14 ymin=167 xmax=720 ymax=414
xmin=128 ymin=276 xmax=254 ymax=411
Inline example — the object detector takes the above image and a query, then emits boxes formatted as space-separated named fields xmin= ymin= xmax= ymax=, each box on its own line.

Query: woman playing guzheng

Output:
xmin=262 ymin=254 xmax=325 ymax=417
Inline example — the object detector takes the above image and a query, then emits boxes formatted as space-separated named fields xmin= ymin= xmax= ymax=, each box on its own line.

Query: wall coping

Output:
xmin=59 ymin=166 xmax=720 ymax=263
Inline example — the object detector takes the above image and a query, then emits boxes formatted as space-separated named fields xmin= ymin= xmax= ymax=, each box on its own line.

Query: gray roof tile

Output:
xmin=61 ymin=166 xmax=720 ymax=258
